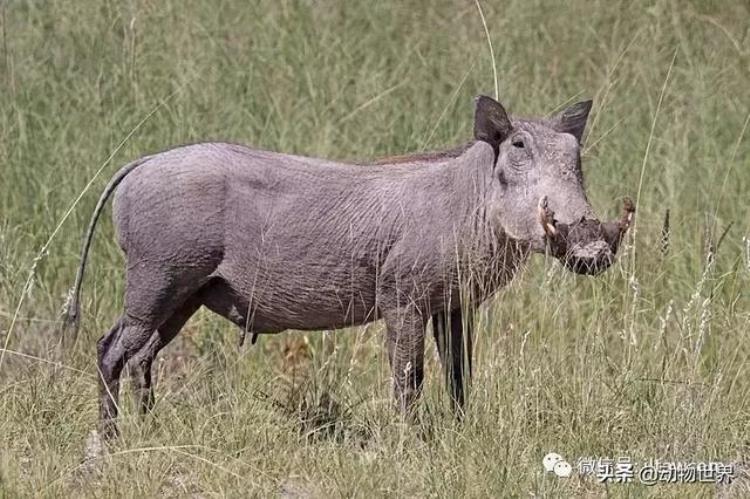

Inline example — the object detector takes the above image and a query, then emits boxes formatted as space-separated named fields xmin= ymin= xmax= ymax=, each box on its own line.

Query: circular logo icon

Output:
xmin=543 ymin=452 xmax=564 ymax=472
xmin=553 ymin=460 xmax=573 ymax=478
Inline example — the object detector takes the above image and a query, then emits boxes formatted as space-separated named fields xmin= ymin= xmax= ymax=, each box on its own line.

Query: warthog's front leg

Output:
xmin=383 ymin=307 xmax=427 ymax=414
xmin=432 ymin=307 xmax=474 ymax=416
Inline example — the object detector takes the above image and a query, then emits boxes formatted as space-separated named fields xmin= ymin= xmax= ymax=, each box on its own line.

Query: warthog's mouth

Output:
xmin=538 ymin=196 xmax=635 ymax=275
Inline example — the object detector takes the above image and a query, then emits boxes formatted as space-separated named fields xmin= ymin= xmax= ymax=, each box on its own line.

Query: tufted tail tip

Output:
xmin=60 ymin=289 xmax=81 ymax=351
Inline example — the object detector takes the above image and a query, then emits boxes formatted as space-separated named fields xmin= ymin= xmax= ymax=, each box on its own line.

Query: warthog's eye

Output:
xmin=511 ymin=137 xmax=526 ymax=149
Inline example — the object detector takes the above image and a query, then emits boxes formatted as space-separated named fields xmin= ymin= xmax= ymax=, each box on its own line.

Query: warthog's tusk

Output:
xmin=620 ymin=197 xmax=635 ymax=231
xmin=601 ymin=197 xmax=636 ymax=255
xmin=538 ymin=196 xmax=558 ymax=237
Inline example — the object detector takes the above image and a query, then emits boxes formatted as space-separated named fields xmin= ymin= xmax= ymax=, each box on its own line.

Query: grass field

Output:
xmin=1 ymin=0 xmax=749 ymax=496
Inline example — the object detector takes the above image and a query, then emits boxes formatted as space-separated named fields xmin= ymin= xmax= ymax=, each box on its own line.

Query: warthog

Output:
xmin=64 ymin=95 xmax=633 ymax=438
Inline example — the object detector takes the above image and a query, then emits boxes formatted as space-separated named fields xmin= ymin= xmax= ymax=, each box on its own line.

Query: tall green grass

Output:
xmin=0 ymin=0 xmax=748 ymax=496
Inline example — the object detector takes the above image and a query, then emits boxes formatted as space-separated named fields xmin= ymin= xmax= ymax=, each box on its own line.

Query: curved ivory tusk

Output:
xmin=620 ymin=197 xmax=635 ymax=231
xmin=538 ymin=196 xmax=558 ymax=237
xmin=602 ymin=197 xmax=636 ymax=253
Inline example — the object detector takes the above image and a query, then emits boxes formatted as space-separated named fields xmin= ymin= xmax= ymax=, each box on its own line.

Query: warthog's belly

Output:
xmin=199 ymin=274 xmax=381 ymax=334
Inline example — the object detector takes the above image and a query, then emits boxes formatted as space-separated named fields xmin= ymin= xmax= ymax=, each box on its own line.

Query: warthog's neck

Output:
xmin=448 ymin=149 xmax=531 ymax=298
xmin=371 ymin=141 xmax=531 ymax=302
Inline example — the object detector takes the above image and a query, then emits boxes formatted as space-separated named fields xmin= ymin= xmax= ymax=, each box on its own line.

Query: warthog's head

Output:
xmin=474 ymin=95 xmax=634 ymax=275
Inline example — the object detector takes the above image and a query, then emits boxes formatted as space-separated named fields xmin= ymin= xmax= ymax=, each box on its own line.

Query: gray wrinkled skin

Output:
xmin=63 ymin=96 xmax=629 ymax=437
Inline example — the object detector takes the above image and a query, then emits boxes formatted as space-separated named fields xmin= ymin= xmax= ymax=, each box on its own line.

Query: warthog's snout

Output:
xmin=538 ymin=197 xmax=635 ymax=275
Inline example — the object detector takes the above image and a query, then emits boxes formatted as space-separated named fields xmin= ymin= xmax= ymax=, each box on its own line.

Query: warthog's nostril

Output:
xmin=570 ymin=240 xmax=610 ymax=260
xmin=565 ymin=240 xmax=615 ymax=275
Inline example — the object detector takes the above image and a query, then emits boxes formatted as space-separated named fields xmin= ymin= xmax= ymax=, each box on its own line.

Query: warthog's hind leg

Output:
xmin=98 ymin=263 xmax=212 ymax=439
xmin=97 ymin=315 xmax=155 ymax=439
xmin=128 ymin=293 xmax=204 ymax=415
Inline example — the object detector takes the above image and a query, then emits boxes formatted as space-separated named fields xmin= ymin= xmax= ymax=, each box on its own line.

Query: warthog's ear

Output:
xmin=551 ymin=100 xmax=593 ymax=144
xmin=474 ymin=95 xmax=512 ymax=154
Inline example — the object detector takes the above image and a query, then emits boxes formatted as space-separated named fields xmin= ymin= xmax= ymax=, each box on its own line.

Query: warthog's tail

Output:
xmin=61 ymin=156 xmax=151 ymax=350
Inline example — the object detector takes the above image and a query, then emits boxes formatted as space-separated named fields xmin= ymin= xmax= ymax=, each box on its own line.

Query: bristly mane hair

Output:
xmin=366 ymin=141 xmax=475 ymax=165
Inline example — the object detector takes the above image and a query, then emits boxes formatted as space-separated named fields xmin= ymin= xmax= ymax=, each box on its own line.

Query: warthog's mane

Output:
xmin=362 ymin=117 xmax=542 ymax=166
xmin=364 ymin=141 xmax=475 ymax=166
